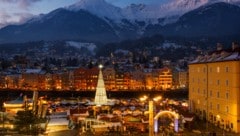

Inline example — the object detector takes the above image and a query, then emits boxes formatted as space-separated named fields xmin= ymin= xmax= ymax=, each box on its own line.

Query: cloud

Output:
xmin=14 ymin=12 xmax=34 ymax=24
xmin=0 ymin=0 xmax=39 ymax=28
xmin=1 ymin=0 xmax=42 ymax=9
xmin=0 ymin=9 xmax=13 ymax=28
xmin=0 ymin=9 xmax=34 ymax=28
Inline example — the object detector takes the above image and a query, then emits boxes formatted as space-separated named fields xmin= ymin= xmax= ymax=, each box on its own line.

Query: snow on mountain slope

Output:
xmin=66 ymin=0 xmax=240 ymax=25
xmin=68 ymin=0 xmax=123 ymax=20
xmin=123 ymin=0 xmax=208 ymax=20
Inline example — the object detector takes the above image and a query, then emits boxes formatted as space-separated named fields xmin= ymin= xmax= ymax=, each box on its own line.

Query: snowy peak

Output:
xmin=66 ymin=0 xmax=240 ymax=24
xmin=67 ymin=0 xmax=123 ymax=20
xmin=159 ymin=0 xmax=209 ymax=17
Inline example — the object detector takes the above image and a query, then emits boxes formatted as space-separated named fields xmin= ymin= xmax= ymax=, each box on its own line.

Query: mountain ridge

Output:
xmin=0 ymin=1 xmax=240 ymax=43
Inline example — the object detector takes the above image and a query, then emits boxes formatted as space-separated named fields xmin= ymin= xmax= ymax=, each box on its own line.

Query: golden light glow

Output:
xmin=216 ymin=115 xmax=220 ymax=120
xmin=153 ymin=96 xmax=162 ymax=102
xmin=140 ymin=95 xmax=148 ymax=101
xmin=4 ymin=103 xmax=23 ymax=108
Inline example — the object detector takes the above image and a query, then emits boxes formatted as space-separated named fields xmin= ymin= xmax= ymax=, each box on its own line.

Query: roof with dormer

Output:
xmin=189 ymin=44 xmax=240 ymax=64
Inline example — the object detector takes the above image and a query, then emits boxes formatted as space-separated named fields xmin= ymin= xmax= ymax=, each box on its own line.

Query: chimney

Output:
xmin=232 ymin=42 xmax=239 ymax=51
xmin=217 ymin=43 xmax=223 ymax=51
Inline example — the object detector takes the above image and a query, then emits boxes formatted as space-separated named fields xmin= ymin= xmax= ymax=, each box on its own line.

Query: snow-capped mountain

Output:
xmin=67 ymin=0 xmax=210 ymax=24
xmin=68 ymin=0 xmax=123 ymax=21
xmin=67 ymin=0 xmax=240 ymax=24
xmin=0 ymin=0 xmax=240 ymax=44
xmin=145 ymin=2 xmax=240 ymax=37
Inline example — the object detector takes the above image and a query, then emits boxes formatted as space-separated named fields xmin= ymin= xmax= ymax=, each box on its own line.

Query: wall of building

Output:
xmin=189 ymin=61 xmax=240 ymax=133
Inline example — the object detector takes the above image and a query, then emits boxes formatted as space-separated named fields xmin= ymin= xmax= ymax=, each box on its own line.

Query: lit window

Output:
xmin=197 ymin=67 xmax=200 ymax=72
xmin=217 ymin=67 xmax=220 ymax=73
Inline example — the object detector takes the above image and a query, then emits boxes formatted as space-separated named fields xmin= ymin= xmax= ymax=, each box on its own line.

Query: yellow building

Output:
xmin=189 ymin=44 xmax=240 ymax=133
xmin=158 ymin=67 xmax=172 ymax=90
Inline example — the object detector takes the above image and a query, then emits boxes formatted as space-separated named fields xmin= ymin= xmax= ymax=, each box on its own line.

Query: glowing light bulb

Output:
xmin=99 ymin=64 xmax=103 ymax=69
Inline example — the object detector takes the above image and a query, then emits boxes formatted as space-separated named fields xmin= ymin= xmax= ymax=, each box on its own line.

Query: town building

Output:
xmin=189 ymin=43 xmax=240 ymax=133
xmin=156 ymin=67 xmax=173 ymax=90
xmin=0 ymin=65 xmax=176 ymax=91
xmin=102 ymin=67 xmax=116 ymax=91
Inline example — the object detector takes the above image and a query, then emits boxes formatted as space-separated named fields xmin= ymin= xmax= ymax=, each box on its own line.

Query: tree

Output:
xmin=14 ymin=109 xmax=39 ymax=135
xmin=14 ymin=101 xmax=48 ymax=135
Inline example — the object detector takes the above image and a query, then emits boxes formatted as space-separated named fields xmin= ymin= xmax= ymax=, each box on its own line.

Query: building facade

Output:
xmin=1 ymin=66 xmax=176 ymax=91
xmin=189 ymin=44 xmax=240 ymax=133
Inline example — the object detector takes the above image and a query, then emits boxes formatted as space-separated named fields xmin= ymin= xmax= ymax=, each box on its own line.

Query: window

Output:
xmin=226 ymin=106 xmax=229 ymax=113
xmin=217 ymin=104 xmax=220 ymax=110
xmin=217 ymin=91 xmax=220 ymax=98
xmin=226 ymin=67 xmax=229 ymax=72
xmin=217 ymin=66 xmax=220 ymax=73
xmin=209 ymin=80 xmax=213 ymax=85
xmin=197 ymin=67 xmax=200 ymax=72
xmin=217 ymin=80 xmax=220 ymax=85
xmin=226 ymin=80 xmax=229 ymax=86
xmin=210 ymin=102 xmax=212 ymax=109
xmin=210 ymin=67 xmax=212 ymax=72
xmin=226 ymin=92 xmax=229 ymax=99
xmin=210 ymin=90 xmax=212 ymax=97
xmin=198 ymin=88 xmax=200 ymax=94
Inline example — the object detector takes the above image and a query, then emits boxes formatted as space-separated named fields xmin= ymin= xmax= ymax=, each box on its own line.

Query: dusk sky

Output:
xmin=0 ymin=0 xmax=169 ymax=28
